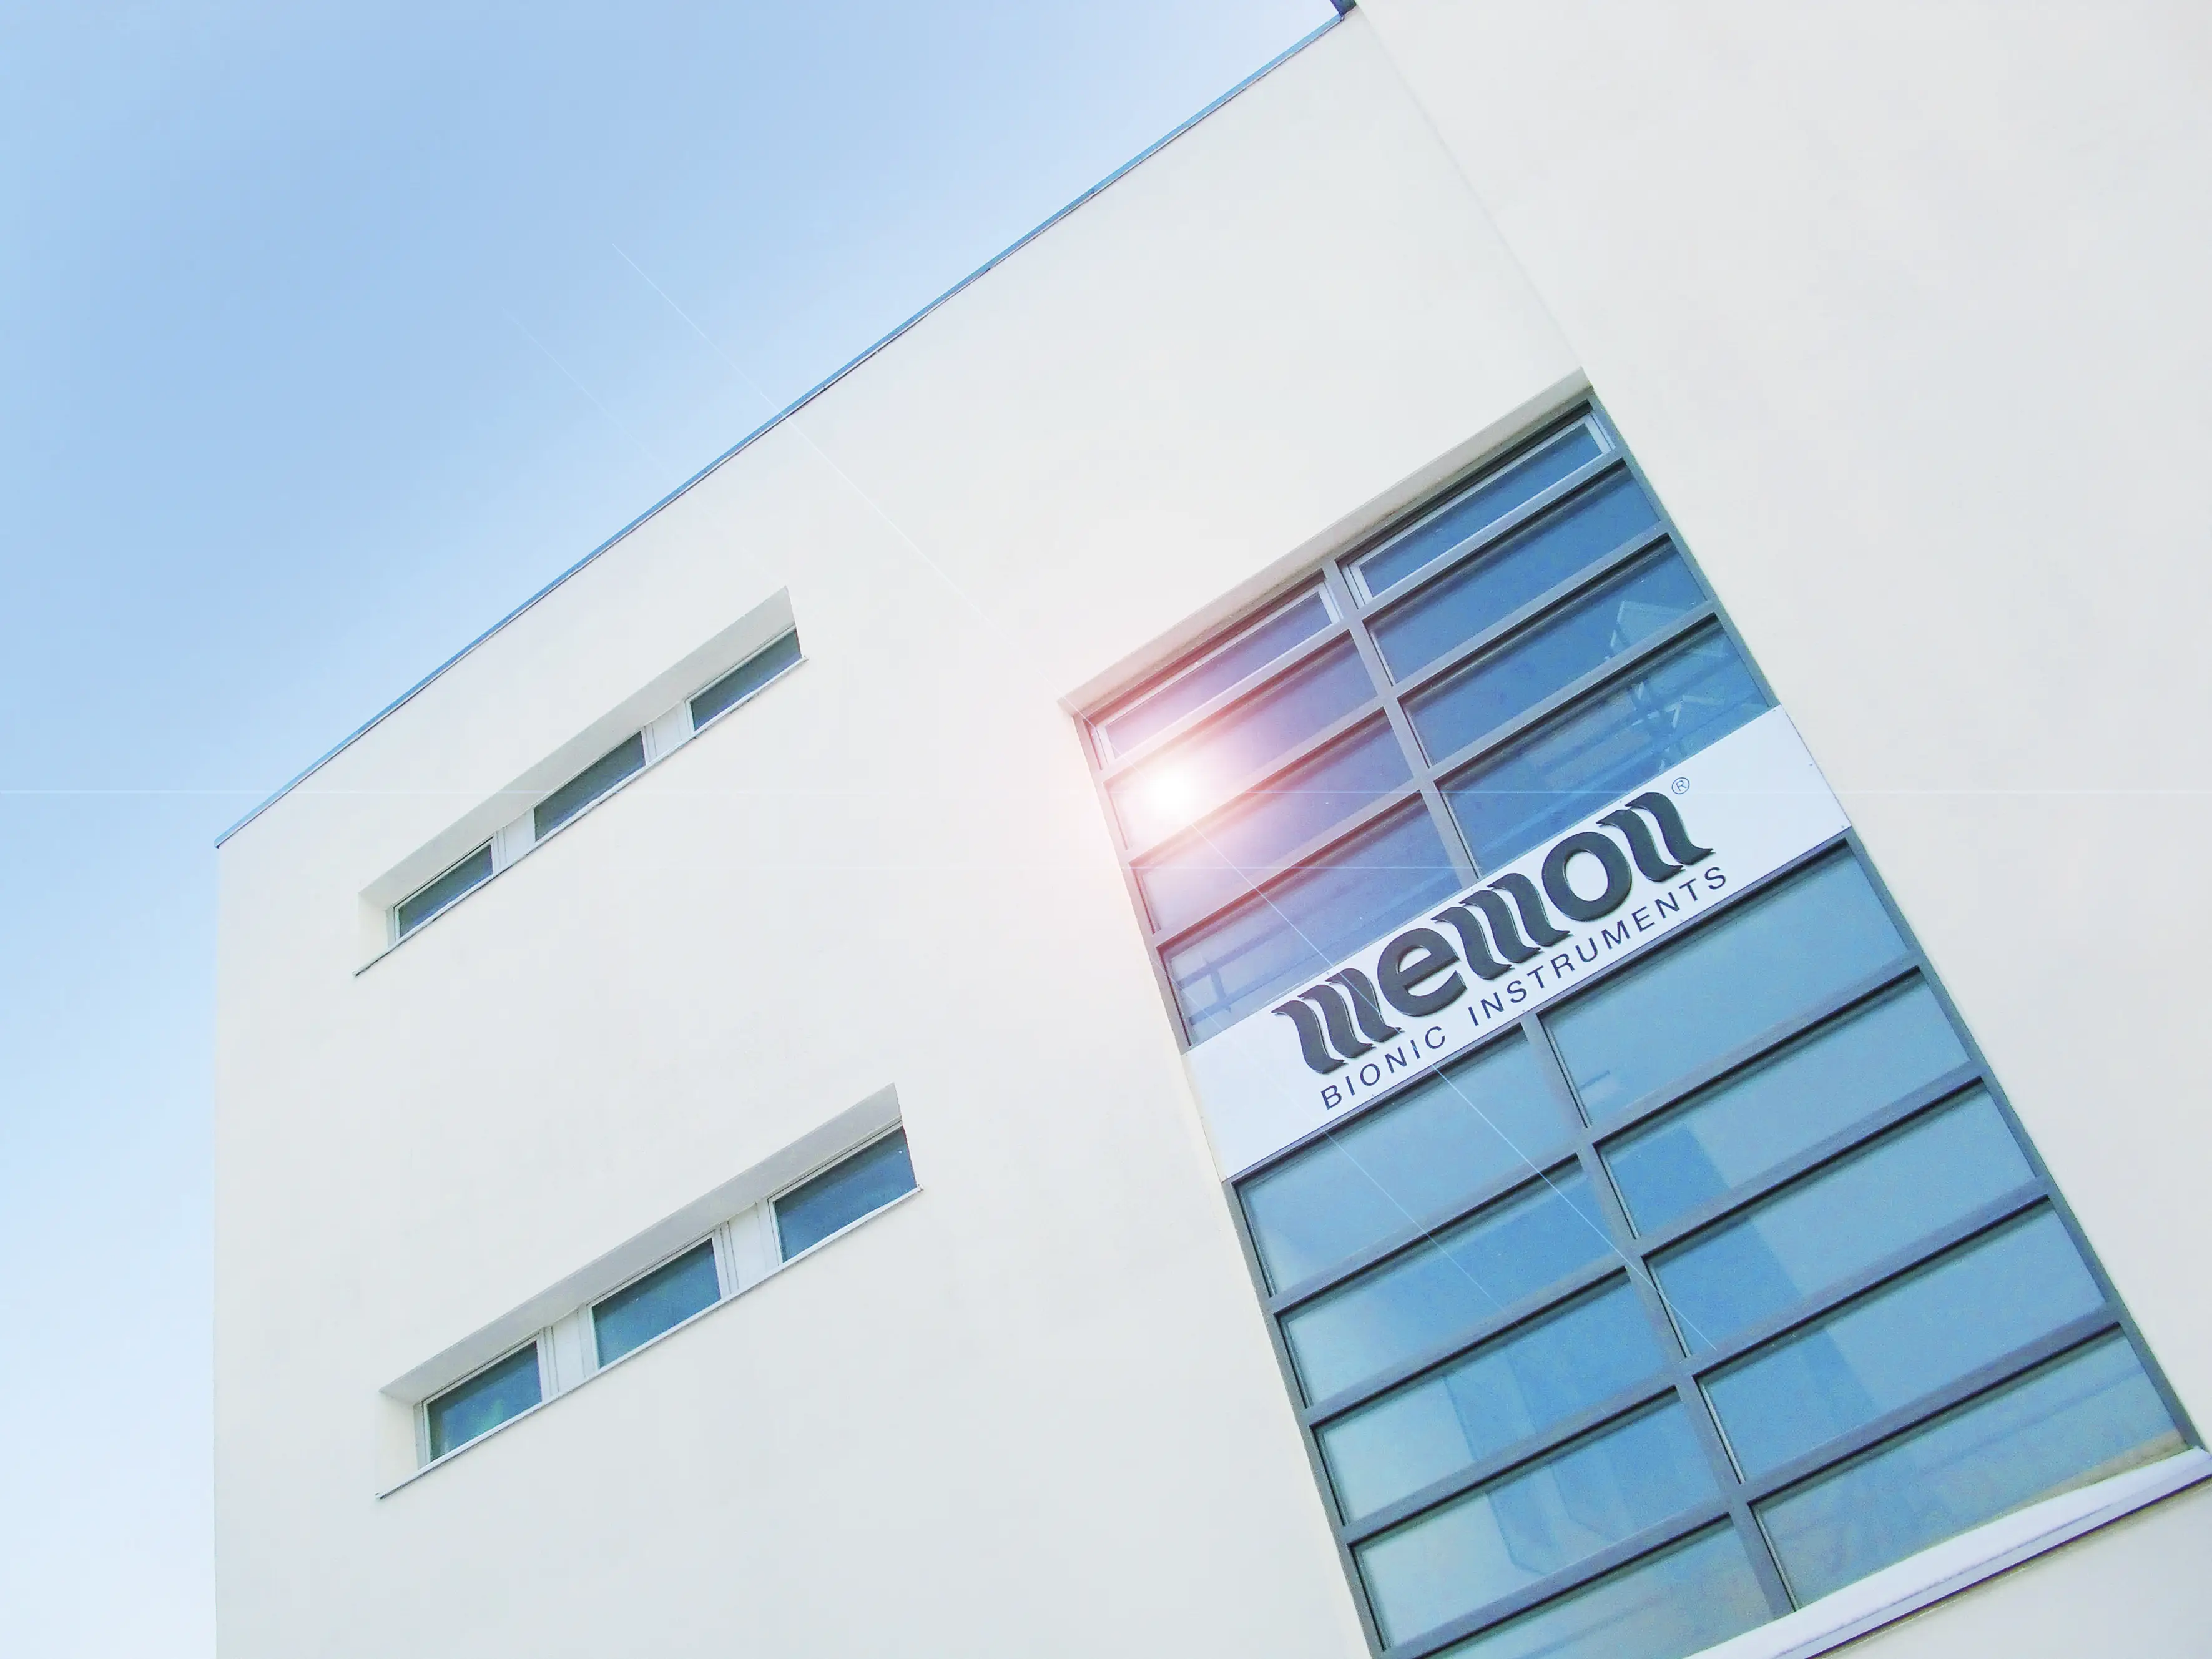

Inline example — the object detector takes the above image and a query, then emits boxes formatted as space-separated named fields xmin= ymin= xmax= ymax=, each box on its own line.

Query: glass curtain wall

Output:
xmin=1084 ymin=406 xmax=2191 ymax=1659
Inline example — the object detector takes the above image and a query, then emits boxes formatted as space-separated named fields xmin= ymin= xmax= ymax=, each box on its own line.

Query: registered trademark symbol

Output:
xmin=1670 ymin=777 xmax=1690 ymax=796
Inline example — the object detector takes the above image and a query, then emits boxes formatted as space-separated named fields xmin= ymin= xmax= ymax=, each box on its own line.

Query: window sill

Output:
xmin=1696 ymin=1447 xmax=2211 ymax=1659
xmin=375 ymin=1183 xmax=920 ymax=1499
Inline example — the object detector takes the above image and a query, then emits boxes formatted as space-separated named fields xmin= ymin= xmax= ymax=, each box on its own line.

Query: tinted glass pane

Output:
xmin=1098 ymin=589 xmax=1334 ymax=759
xmin=1240 ymin=1033 xmax=1565 ymax=1289
xmin=1321 ymin=1282 xmax=1668 ymax=1522
xmin=534 ymin=732 xmax=647 ymax=839
xmin=1443 ymin=629 xmax=1767 ymax=872
xmin=1282 ymin=1169 xmax=1610 ymax=1402
xmin=775 ymin=1130 xmax=917 ymax=1259
xmin=1373 ymin=471 xmax=1661 ymax=681
xmin=1605 ymin=983 xmax=1967 ymax=1232
xmin=425 ymin=1344 xmax=542 ymax=1460
xmin=1135 ymin=719 xmax=1410 ymax=935
xmin=1433 ymin=1527 xmax=1769 ymax=1659
xmin=689 ymin=629 xmax=801 ymax=727
xmin=1761 ymin=1336 xmax=2182 ymax=1605
xmin=1408 ymin=554 xmax=1706 ymax=764
xmin=593 ymin=1241 xmax=722 ymax=1367
xmin=1653 ymin=1092 xmax=2033 ymax=1352
xmin=1550 ymin=856 xmax=1905 ymax=1120
xmin=395 ymin=843 xmax=494 ymax=937
xmin=1167 ymin=806 xmax=1461 ymax=1044
xmin=1358 ymin=423 xmax=1608 ymax=599
xmin=1109 ymin=639 xmax=1371 ymax=850
xmin=1708 ymin=1211 xmax=2103 ymax=1477
xmin=1358 ymin=1404 xmax=1716 ymax=1647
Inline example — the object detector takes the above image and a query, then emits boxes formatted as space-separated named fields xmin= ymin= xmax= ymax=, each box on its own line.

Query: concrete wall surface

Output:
xmin=212 ymin=17 xmax=1575 ymax=1658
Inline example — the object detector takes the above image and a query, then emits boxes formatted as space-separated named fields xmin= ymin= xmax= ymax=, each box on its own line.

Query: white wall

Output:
xmin=1352 ymin=1 xmax=2212 ymax=1644
xmin=214 ymin=18 xmax=1579 ymax=1657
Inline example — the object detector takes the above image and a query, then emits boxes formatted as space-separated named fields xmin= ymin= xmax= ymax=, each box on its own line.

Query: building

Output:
xmin=211 ymin=6 xmax=2212 ymax=1657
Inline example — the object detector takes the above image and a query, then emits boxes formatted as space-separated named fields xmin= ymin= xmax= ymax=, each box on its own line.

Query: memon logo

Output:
xmin=1270 ymin=792 xmax=1714 ymax=1075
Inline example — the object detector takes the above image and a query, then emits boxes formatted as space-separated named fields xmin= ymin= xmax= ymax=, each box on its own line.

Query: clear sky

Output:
xmin=0 ymin=2 xmax=1334 ymax=1648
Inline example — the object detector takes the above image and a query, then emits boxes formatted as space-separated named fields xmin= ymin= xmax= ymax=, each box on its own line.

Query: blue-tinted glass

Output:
xmin=534 ymin=732 xmax=647 ymax=839
xmin=1357 ymin=423 xmax=1608 ymax=599
xmin=1443 ymin=629 xmax=1767 ymax=872
xmin=1320 ymin=1282 xmax=1668 ymax=1522
xmin=1605 ymin=983 xmax=1967 ymax=1232
xmin=1550 ymin=856 xmax=1905 ymax=1120
xmin=1135 ymin=718 xmax=1411 ymax=935
xmin=775 ymin=1130 xmax=917 ymax=1259
xmin=1434 ymin=1527 xmax=1769 ymax=1659
xmin=1109 ymin=639 xmax=1372 ymax=850
xmin=1653 ymin=1093 xmax=2034 ymax=1353
xmin=1167 ymin=805 xmax=1461 ymax=1043
xmin=1408 ymin=554 xmax=1705 ymax=763
xmin=1358 ymin=1404 xmax=1716 ymax=1647
xmin=1761 ymin=1336 xmax=2182 ymax=1605
xmin=1282 ymin=1169 xmax=1610 ymax=1403
xmin=1708 ymin=1211 xmax=2104 ymax=1477
xmin=689 ymin=629 xmax=801 ymax=727
xmin=425 ymin=1344 xmax=542 ymax=1460
xmin=395 ymin=843 xmax=494 ymax=937
xmin=1240 ymin=1034 xmax=1564 ymax=1289
xmin=593 ymin=1241 xmax=722 ymax=1367
xmin=1098 ymin=589 xmax=1334 ymax=758
xmin=1372 ymin=471 xmax=1660 ymax=681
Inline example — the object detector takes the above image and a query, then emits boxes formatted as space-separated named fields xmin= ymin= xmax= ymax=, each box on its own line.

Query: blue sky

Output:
xmin=0 ymin=2 xmax=1332 ymax=1647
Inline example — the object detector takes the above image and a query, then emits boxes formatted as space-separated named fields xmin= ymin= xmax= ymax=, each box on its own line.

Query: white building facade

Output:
xmin=213 ymin=7 xmax=2212 ymax=1657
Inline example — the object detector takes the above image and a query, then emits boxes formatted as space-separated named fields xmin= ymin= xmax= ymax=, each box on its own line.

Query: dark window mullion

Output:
xmin=1322 ymin=558 xmax=1477 ymax=885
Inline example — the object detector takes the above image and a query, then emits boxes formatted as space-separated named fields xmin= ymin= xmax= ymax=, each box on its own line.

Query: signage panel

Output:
xmin=1183 ymin=709 xmax=1849 ymax=1177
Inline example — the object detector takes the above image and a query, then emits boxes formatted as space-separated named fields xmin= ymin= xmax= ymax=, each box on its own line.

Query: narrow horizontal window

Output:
xmin=1355 ymin=420 xmax=1611 ymax=602
xmin=395 ymin=844 xmax=494 ymax=938
xmin=775 ymin=1129 xmax=916 ymax=1260
xmin=1093 ymin=586 xmax=1335 ymax=761
xmin=426 ymin=1344 xmax=541 ymax=1460
xmin=534 ymin=732 xmax=647 ymax=840
xmin=690 ymin=628 xmax=802 ymax=728
xmin=593 ymin=1240 xmax=722 ymax=1367
xmin=1432 ymin=1525 xmax=1769 ymax=1659
xmin=1757 ymin=1334 xmax=2183 ymax=1605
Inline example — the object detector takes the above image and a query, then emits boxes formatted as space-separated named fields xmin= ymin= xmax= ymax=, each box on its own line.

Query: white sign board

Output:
xmin=1184 ymin=709 xmax=1849 ymax=1177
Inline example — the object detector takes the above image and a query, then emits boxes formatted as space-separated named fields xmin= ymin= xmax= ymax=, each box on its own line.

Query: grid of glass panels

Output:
xmin=1081 ymin=406 xmax=2189 ymax=1658
xmin=1082 ymin=408 xmax=1767 ymax=1045
xmin=1237 ymin=847 xmax=2185 ymax=1658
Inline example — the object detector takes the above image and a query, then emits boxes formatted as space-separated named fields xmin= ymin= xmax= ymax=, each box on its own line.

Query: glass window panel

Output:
xmin=592 ymin=1240 xmax=722 ymax=1367
xmin=1550 ymin=855 xmax=1905 ymax=1121
xmin=534 ymin=732 xmax=647 ymax=840
xmin=1372 ymin=471 xmax=1661 ymax=681
xmin=1239 ymin=1033 xmax=1565 ymax=1289
xmin=1408 ymin=554 xmax=1706 ymax=764
xmin=689 ymin=629 xmax=801 ymax=727
xmin=1760 ymin=1336 xmax=2183 ymax=1605
xmin=1282 ymin=1169 xmax=1610 ymax=1402
xmin=1605 ymin=982 xmax=1967 ymax=1232
xmin=1357 ymin=423 xmax=1609 ymax=599
xmin=1653 ymin=1092 xmax=2034 ymax=1353
xmin=1108 ymin=639 xmax=1372 ymax=850
xmin=1134 ymin=719 xmax=1410 ymax=936
xmin=775 ymin=1130 xmax=917 ymax=1259
xmin=1166 ymin=805 xmax=1461 ymax=1045
xmin=1321 ymin=1282 xmax=1669 ymax=1522
xmin=1096 ymin=589 xmax=1334 ymax=759
xmin=1433 ymin=1526 xmax=1769 ymax=1659
xmin=1708 ymin=1211 xmax=2104 ymax=1477
xmin=1358 ymin=1404 xmax=1717 ymax=1647
xmin=395 ymin=843 xmax=495 ymax=937
xmin=1443 ymin=628 xmax=1767 ymax=873
xmin=425 ymin=1344 xmax=542 ymax=1461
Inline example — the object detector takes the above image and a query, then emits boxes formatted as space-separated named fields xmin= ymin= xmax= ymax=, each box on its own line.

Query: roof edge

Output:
xmin=215 ymin=11 xmax=1347 ymax=849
